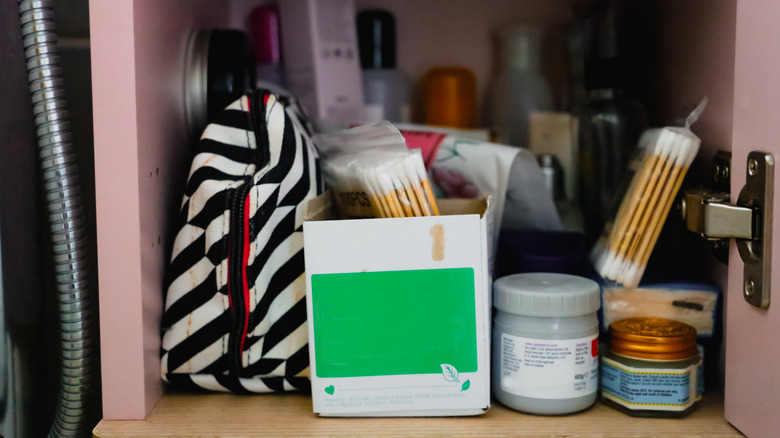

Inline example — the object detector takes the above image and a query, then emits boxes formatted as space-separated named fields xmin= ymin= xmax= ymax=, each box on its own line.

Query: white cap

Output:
xmin=493 ymin=273 xmax=601 ymax=316
xmin=499 ymin=25 xmax=543 ymax=71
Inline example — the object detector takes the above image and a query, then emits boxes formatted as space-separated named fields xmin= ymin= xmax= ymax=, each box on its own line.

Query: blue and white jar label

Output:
xmin=601 ymin=356 xmax=698 ymax=411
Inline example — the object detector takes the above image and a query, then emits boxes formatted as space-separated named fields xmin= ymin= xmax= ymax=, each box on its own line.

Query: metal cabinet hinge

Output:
xmin=680 ymin=151 xmax=773 ymax=309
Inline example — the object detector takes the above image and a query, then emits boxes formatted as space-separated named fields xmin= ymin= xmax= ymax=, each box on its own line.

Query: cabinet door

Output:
xmin=725 ymin=1 xmax=780 ymax=436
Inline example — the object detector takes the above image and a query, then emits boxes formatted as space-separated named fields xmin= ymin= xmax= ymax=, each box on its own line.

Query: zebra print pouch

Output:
xmin=160 ymin=89 xmax=323 ymax=393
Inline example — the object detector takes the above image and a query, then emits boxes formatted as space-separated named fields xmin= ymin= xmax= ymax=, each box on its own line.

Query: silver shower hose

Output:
xmin=18 ymin=1 xmax=96 ymax=437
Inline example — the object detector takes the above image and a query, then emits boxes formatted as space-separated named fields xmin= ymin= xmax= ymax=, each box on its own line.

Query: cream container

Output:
xmin=601 ymin=317 xmax=702 ymax=417
xmin=492 ymin=273 xmax=601 ymax=415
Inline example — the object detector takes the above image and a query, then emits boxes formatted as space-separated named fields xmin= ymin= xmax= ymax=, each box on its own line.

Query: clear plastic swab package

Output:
xmin=590 ymin=99 xmax=707 ymax=287
xmin=313 ymin=121 xmax=439 ymax=219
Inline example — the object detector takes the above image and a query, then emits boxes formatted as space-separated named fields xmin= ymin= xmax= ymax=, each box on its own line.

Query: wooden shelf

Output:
xmin=93 ymin=391 xmax=742 ymax=437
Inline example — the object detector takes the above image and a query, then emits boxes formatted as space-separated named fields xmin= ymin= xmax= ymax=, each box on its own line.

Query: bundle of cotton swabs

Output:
xmin=314 ymin=121 xmax=439 ymax=219
xmin=590 ymin=126 xmax=701 ymax=288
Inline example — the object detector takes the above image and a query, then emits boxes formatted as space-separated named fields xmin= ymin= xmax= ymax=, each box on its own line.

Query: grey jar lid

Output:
xmin=493 ymin=273 xmax=601 ymax=316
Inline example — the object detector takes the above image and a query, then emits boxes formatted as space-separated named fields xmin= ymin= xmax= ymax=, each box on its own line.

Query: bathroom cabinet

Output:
xmin=89 ymin=0 xmax=777 ymax=436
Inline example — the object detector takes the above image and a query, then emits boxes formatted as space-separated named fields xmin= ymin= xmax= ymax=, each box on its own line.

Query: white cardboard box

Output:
xmin=303 ymin=198 xmax=493 ymax=416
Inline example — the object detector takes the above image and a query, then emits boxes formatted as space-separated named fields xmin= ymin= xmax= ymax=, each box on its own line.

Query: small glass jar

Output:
xmin=492 ymin=273 xmax=601 ymax=415
xmin=601 ymin=317 xmax=702 ymax=418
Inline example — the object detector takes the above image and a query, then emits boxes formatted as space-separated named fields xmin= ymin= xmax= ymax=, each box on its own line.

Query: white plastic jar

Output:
xmin=492 ymin=273 xmax=601 ymax=415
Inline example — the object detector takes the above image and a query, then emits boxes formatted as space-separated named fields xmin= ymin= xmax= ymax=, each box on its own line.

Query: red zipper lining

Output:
xmin=227 ymin=92 xmax=269 ymax=371
xmin=239 ymin=189 xmax=252 ymax=359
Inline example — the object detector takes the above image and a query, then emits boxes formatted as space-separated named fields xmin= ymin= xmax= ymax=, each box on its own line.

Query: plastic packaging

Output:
xmin=602 ymin=283 xmax=719 ymax=337
xmin=590 ymin=99 xmax=705 ymax=287
xmin=492 ymin=273 xmax=601 ymax=415
xmin=488 ymin=25 xmax=553 ymax=147
xmin=601 ymin=317 xmax=702 ymax=417
xmin=397 ymin=124 xmax=563 ymax=241
xmin=357 ymin=9 xmax=411 ymax=123
xmin=313 ymin=122 xmax=439 ymax=219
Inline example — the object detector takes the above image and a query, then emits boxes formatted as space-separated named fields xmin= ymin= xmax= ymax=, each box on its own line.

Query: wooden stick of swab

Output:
xmin=624 ymin=134 xmax=698 ymax=286
xmin=367 ymin=169 xmax=400 ymax=218
xmin=604 ymin=131 xmax=663 ymax=256
xmin=393 ymin=161 xmax=423 ymax=217
xmin=399 ymin=157 xmax=430 ymax=216
xmin=376 ymin=171 xmax=404 ymax=218
xmin=389 ymin=169 xmax=416 ymax=217
xmin=360 ymin=168 xmax=389 ymax=218
xmin=410 ymin=150 xmax=439 ymax=216
xmin=613 ymin=132 xmax=680 ymax=280
xmin=602 ymin=130 xmax=676 ymax=280
xmin=594 ymin=130 xmax=665 ymax=275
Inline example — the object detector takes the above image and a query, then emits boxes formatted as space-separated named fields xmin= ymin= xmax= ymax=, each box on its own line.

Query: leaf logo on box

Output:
xmin=325 ymin=385 xmax=335 ymax=395
xmin=440 ymin=364 xmax=460 ymax=383
xmin=441 ymin=364 xmax=471 ymax=392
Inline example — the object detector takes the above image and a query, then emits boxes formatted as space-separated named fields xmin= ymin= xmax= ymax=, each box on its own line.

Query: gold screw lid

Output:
xmin=609 ymin=317 xmax=699 ymax=360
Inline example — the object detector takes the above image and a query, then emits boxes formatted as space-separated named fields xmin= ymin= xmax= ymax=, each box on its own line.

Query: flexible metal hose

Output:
xmin=18 ymin=1 xmax=95 ymax=436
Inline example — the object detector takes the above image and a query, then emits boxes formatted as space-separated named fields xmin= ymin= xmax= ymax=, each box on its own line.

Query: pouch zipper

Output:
xmin=226 ymin=90 xmax=270 ymax=379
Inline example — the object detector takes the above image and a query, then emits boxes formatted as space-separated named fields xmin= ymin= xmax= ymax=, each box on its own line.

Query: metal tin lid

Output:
xmin=493 ymin=273 xmax=600 ymax=317
xmin=184 ymin=29 xmax=252 ymax=146
xmin=609 ymin=317 xmax=699 ymax=360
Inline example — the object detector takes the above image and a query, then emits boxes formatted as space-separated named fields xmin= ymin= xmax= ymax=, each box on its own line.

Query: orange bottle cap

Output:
xmin=421 ymin=66 xmax=478 ymax=129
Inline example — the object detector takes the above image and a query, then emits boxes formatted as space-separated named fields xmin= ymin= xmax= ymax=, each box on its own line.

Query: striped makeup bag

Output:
xmin=160 ymin=89 xmax=323 ymax=392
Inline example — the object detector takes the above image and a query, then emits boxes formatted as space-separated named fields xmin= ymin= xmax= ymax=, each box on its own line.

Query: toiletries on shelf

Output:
xmin=601 ymin=318 xmax=703 ymax=417
xmin=538 ymin=153 xmax=584 ymax=233
xmin=313 ymin=121 xmax=439 ymax=219
xmin=601 ymin=280 xmax=720 ymax=392
xmin=574 ymin=4 xmax=648 ymax=245
xmin=249 ymin=3 xmax=286 ymax=93
xmin=278 ymin=0 xmax=364 ymax=130
xmin=356 ymin=9 xmax=411 ymax=123
xmin=492 ymin=273 xmax=600 ymax=415
xmin=576 ymin=58 xmax=648 ymax=245
xmin=590 ymin=125 xmax=701 ymax=288
xmin=487 ymin=25 xmax=553 ymax=148
xmin=602 ymin=283 xmax=719 ymax=338
xmin=420 ymin=66 xmax=478 ymax=129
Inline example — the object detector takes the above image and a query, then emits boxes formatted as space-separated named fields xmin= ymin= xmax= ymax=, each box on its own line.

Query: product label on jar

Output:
xmin=499 ymin=333 xmax=599 ymax=399
xmin=601 ymin=357 xmax=698 ymax=411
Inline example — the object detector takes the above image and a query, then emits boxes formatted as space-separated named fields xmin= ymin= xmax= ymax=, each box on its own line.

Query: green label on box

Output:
xmin=311 ymin=268 xmax=478 ymax=378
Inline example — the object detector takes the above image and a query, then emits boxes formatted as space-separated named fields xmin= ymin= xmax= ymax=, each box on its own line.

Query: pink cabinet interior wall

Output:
xmin=91 ymin=0 xmax=231 ymax=419
xmin=91 ymin=1 xmax=775 ymax=432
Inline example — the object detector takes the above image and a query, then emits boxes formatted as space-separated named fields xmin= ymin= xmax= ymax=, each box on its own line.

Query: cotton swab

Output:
xmin=374 ymin=170 xmax=405 ymax=218
xmin=601 ymin=130 xmax=677 ymax=280
xmin=390 ymin=161 xmax=423 ymax=217
xmin=595 ymin=130 xmax=667 ymax=277
xmin=591 ymin=125 xmax=700 ymax=288
xmin=359 ymin=167 xmax=390 ymax=218
xmin=409 ymin=150 xmax=439 ymax=216
xmin=611 ymin=131 xmax=681 ymax=279
xmin=387 ymin=167 xmax=416 ymax=217
xmin=622 ymin=131 xmax=700 ymax=286
xmin=398 ymin=156 xmax=431 ymax=216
